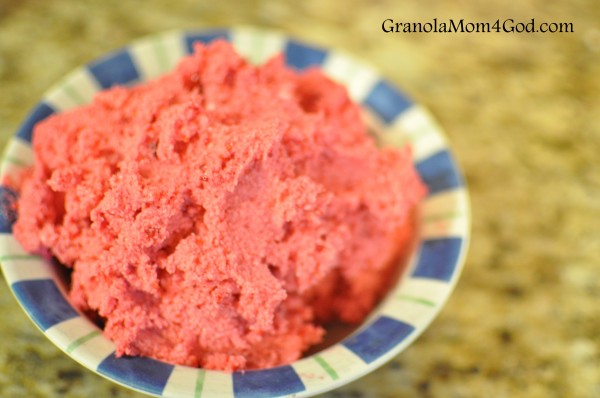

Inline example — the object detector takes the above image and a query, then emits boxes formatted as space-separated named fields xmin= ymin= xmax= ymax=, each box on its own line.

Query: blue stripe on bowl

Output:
xmin=284 ymin=40 xmax=327 ymax=70
xmin=88 ymin=49 xmax=140 ymax=89
xmin=412 ymin=237 xmax=463 ymax=282
xmin=415 ymin=150 xmax=464 ymax=196
xmin=233 ymin=365 xmax=305 ymax=398
xmin=11 ymin=279 xmax=79 ymax=331
xmin=184 ymin=29 xmax=231 ymax=54
xmin=97 ymin=353 xmax=174 ymax=396
xmin=0 ymin=186 xmax=18 ymax=233
xmin=16 ymin=101 xmax=56 ymax=143
xmin=342 ymin=316 xmax=415 ymax=364
xmin=363 ymin=80 xmax=413 ymax=124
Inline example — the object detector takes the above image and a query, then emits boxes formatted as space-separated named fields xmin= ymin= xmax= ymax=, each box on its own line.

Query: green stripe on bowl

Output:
xmin=65 ymin=330 xmax=102 ymax=354
xmin=1 ymin=156 xmax=30 ymax=167
xmin=194 ymin=369 xmax=206 ymax=398
xmin=395 ymin=294 xmax=436 ymax=307
xmin=313 ymin=355 xmax=339 ymax=380
xmin=0 ymin=253 xmax=40 ymax=262
xmin=423 ymin=212 xmax=465 ymax=223
xmin=152 ymin=37 xmax=170 ymax=74
xmin=61 ymin=81 xmax=87 ymax=105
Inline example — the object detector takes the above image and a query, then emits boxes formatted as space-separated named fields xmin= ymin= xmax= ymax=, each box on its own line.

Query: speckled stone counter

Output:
xmin=1 ymin=1 xmax=599 ymax=397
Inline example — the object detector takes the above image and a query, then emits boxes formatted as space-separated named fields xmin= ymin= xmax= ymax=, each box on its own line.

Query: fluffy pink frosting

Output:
xmin=14 ymin=41 xmax=425 ymax=371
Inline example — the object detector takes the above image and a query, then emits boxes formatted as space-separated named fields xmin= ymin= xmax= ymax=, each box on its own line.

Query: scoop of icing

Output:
xmin=14 ymin=40 xmax=426 ymax=371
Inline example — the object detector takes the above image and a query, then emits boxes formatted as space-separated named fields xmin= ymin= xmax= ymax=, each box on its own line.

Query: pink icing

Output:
xmin=13 ymin=41 xmax=426 ymax=371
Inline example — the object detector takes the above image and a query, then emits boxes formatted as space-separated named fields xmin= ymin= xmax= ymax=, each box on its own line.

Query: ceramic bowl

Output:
xmin=0 ymin=27 xmax=469 ymax=397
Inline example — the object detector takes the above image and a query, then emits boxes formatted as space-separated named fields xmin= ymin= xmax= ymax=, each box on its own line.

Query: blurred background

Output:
xmin=0 ymin=0 xmax=598 ymax=397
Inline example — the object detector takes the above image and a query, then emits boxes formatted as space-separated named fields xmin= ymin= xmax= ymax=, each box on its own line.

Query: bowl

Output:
xmin=0 ymin=27 xmax=470 ymax=397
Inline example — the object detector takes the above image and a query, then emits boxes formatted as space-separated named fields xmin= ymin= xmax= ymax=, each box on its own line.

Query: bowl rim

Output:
xmin=0 ymin=26 xmax=470 ymax=398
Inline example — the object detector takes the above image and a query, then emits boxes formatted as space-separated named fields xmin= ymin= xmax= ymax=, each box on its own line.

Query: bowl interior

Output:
xmin=0 ymin=27 xmax=469 ymax=398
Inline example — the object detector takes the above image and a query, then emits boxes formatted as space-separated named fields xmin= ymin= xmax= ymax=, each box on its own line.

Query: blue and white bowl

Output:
xmin=0 ymin=27 xmax=470 ymax=397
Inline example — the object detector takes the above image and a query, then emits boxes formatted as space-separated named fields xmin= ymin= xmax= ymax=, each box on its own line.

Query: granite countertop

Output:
xmin=1 ymin=0 xmax=598 ymax=397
